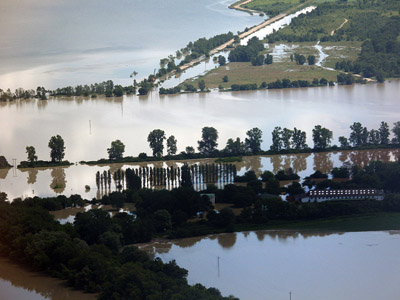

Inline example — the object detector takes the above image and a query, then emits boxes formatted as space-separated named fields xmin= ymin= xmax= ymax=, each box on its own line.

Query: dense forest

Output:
xmin=267 ymin=0 xmax=400 ymax=79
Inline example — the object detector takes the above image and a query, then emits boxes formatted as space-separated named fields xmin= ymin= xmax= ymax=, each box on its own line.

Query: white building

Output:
xmin=300 ymin=189 xmax=384 ymax=203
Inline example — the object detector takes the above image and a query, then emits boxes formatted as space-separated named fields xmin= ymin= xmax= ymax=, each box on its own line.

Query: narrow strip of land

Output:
xmin=180 ymin=13 xmax=287 ymax=71
xmin=231 ymin=0 xmax=262 ymax=15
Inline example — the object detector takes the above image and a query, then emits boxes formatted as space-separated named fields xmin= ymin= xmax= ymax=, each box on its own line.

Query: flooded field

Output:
xmin=147 ymin=230 xmax=400 ymax=300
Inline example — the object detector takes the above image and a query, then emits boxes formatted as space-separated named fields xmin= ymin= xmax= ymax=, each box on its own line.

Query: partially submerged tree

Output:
xmin=48 ymin=135 xmax=65 ymax=162
xmin=26 ymin=146 xmax=38 ymax=163
xmin=107 ymin=140 xmax=125 ymax=160
xmin=198 ymin=127 xmax=218 ymax=155
xmin=147 ymin=129 xmax=166 ymax=157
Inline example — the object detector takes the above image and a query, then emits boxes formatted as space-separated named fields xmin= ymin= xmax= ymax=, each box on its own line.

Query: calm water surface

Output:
xmin=0 ymin=0 xmax=260 ymax=90
xmin=147 ymin=230 xmax=400 ymax=300
xmin=1 ymin=81 xmax=400 ymax=199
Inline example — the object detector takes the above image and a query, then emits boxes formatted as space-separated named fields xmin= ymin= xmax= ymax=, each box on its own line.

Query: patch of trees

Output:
xmin=51 ymin=80 xmax=136 ymax=97
xmin=228 ymin=37 xmax=264 ymax=62
xmin=338 ymin=121 xmax=397 ymax=148
xmin=0 ymin=198 xmax=236 ymax=300
xmin=18 ymin=135 xmax=71 ymax=168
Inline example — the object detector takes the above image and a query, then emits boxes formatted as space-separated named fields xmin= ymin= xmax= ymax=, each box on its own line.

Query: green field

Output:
xmin=186 ymin=57 xmax=341 ymax=89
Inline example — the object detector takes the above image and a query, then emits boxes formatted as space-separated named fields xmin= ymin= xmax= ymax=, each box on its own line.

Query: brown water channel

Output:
xmin=145 ymin=230 xmax=400 ymax=300
xmin=0 ymin=258 xmax=97 ymax=300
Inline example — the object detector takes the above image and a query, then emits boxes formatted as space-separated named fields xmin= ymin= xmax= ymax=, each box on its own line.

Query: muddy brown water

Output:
xmin=0 ymin=258 xmax=97 ymax=300
xmin=145 ymin=230 xmax=400 ymax=300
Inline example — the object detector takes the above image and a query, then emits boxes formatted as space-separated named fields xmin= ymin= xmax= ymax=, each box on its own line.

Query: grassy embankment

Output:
xmin=169 ymin=212 xmax=400 ymax=239
xmin=186 ymin=0 xmax=398 ymax=89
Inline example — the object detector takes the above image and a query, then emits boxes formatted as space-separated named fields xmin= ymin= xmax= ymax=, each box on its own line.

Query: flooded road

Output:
xmin=147 ymin=230 xmax=400 ymax=300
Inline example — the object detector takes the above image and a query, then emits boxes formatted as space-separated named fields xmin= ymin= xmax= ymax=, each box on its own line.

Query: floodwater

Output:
xmin=0 ymin=148 xmax=399 ymax=200
xmin=147 ymin=230 xmax=400 ymax=300
xmin=0 ymin=258 xmax=97 ymax=300
xmin=0 ymin=0 xmax=261 ymax=90
xmin=1 ymin=80 xmax=400 ymax=200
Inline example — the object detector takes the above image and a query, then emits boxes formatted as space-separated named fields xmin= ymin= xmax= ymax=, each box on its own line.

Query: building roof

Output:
xmin=309 ymin=189 xmax=377 ymax=197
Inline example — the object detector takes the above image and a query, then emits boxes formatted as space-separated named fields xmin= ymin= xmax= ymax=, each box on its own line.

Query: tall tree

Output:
xmin=181 ymin=164 xmax=193 ymax=188
xmin=349 ymin=122 xmax=364 ymax=147
xmin=312 ymin=125 xmax=332 ymax=150
xmin=26 ymin=146 xmax=38 ymax=163
xmin=224 ymin=138 xmax=246 ymax=155
xmin=392 ymin=121 xmax=400 ymax=144
xmin=245 ymin=127 xmax=263 ymax=154
xmin=270 ymin=126 xmax=282 ymax=152
xmin=292 ymin=128 xmax=307 ymax=149
xmin=166 ymin=135 xmax=178 ymax=156
xmin=107 ymin=140 xmax=125 ymax=160
xmin=147 ymin=129 xmax=166 ymax=157
xmin=198 ymin=80 xmax=206 ymax=92
xmin=379 ymin=121 xmax=390 ymax=145
xmin=368 ymin=129 xmax=380 ymax=145
xmin=125 ymin=168 xmax=141 ymax=190
xmin=281 ymin=128 xmax=293 ymax=150
xmin=198 ymin=127 xmax=218 ymax=155
xmin=48 ymin=135 xmax=65 ymax=162
xmin=338 ymin=136 xmax=349 ymax=148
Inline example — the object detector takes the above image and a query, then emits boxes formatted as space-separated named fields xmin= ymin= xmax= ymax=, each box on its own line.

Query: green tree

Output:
xmin=270 ymin=126 xmax=282 ymax=152
xmin=181 ymin=164 xmax=193 ymax=188
xmin=198 ymin=127 xmax=218 ymax=155
xmin=198 ymin=80 xmax=206 ymax=92
xmin=368 ymin=129 xmax=380 ymax=145
xmin=218 ymin=55 xmax=226 ymax=66
xmin=125 ymin=168 xmax=141 ymax=190
xmin=185 ymin=146 xmax=195 ymax=154
xmin=147 ymin=129 xmax=166 ymax=157
xmin=292 ymin=128 xmax=307 ymax=149
xmin=26 ymin=146 xmax=38 ymax=163
xmin=107 ymin=139 xmax=125 ymax=160
xmin=265 ymin=54 xmax=273 ymax=64
xmin=349 ymin=122 xmax=365 ymax=147
xmin=338 ymin=136 xmax=349 ymax=147
xmin=48 ymin=135 xmax=65 ymax=162
xmin=224 ymin=138 xmax=246 ymax=155
xmin=307 ymin=55 xmax=316 ymax=65
xmin=281 ymin=128 xmax=293 ymax=150
xmin=223 ymin=75 xmax=229 ymax=82
xmin=166 ymin=135 xmax=178 ymax=156
xmin=392 ymin=122 xmax=400 ymax=144
xmin=245 ymin=127 xmax=263 ymax=153
xmin=154 ymin=209 xmax=172 ymax=231
xmin=312 ymin=125 xmax=332 ymax=150
xmin=379 ymin=121 xmax=390 ymax=145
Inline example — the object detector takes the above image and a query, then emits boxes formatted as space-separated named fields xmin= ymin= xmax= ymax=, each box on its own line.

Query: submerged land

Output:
xmin=1 ymin=0 xmax=400 ymax=300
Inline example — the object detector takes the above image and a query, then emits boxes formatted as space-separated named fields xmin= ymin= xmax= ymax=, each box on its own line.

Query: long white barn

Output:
xmin=300 ymin=189 xmax=384 ymax=203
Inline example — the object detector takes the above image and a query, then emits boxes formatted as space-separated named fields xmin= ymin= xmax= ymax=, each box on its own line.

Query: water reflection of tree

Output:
xmin=292 ymin=153 xmax=310 ymax=173
xmin=339 ymin=150 xmax=350 ymax=164
xmin=50 ymin=168 xmax=66 ymax=194
xmin=27 ymin=169 xmax=38 ymax=184
xmin=270 ymin=155 xmax=283 ymax=174
xmin=217 ymin=233 xmax=237 ymax=249
xmin=0 ymin=168 xmax=10 ymax=180
xmin=313 ymin=152 xmax=333 ymax=173
xmin=240 ymin=156 xmax=263 ymax=176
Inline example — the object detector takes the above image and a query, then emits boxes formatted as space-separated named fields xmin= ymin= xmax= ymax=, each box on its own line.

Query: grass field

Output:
xmin=186 ymin=59 xmax=340 ymax=89
xmin=320 ymin=41 xmax=362 ymax=68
